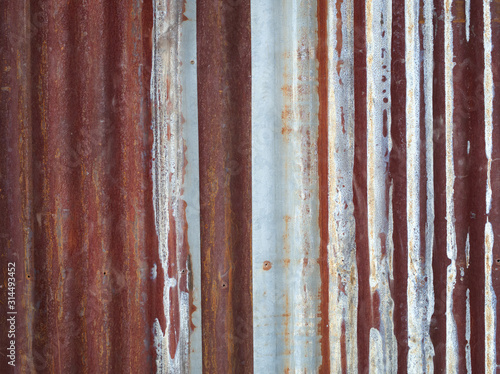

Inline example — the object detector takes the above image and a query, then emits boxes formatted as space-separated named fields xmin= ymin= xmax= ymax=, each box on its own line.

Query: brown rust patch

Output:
xmin=263 ymin=261 xmax=272 ymax=270
xmin=197 ymin=0 xmax=253 ymax=372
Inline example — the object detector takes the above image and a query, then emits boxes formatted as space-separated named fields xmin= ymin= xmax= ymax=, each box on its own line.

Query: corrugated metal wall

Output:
xmin=1 ymin=0 xmax=499 ymax=373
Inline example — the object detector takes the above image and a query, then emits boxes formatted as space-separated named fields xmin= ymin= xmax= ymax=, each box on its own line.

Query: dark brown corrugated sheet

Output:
xmin=1 ymin=1 xmax=159 ymax=372
xmin=197 ymin=0 xmax=253 ymax=372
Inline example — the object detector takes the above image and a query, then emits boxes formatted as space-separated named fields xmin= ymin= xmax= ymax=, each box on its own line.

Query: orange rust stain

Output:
xmin=452 ymin=0 xmax=466 ymax=23
xmin=263 ymin=261 xmax=272 ymax=270
xmin=282 ymin=122 xmax=292 ymax=137
xmin=283 ymin=292 xmax=291 ymax=355
xmin=317 ymin=0 xmax=331 ymax=370
xmin=494 ymin=0 xmax=500 ymax=22
xmin=282 ymin=104 xmax=293 ymax=140
xmin=418 ymin=0 xmax=425 ymax=24
xmin=282 ymin=84 xmax=292 ymax=96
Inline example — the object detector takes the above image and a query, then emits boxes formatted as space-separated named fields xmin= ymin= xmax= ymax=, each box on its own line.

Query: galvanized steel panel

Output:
xmin=1 ymin=0 xmax=500 ymax=373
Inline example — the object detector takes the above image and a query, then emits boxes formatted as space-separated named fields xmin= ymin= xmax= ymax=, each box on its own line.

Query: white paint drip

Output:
xmin=444 ymin=0 xmax=458 ymax=371
xmin=152 ymin=0 xmax=201 ymax=373
xmin=366 ymin=0 xmax=396 ymax=371
xmin=466 ymin=288 xmax=472 ymax=373
xmin=423 ymin=0 xmax=436 ymax=367
xmin=484 ymin=0 xmax=494 ymax=216
xmin=485 ymin=222 xmax=497 ymax=373
xmin=466 ymin=0 xmax=471 ymax=41
xmin=327 ymin=0 xmax=358 ymax=371
xmin=153 ymin=291 xmax=190 ymax=374
xmin=151 ymin=263 xmax=158 ymax=280
xmin=465 ymin=232 xmax=470 ymax=269
xmin=406 ymin=0 xmax=435 ymax=372
xmin=484 ymin=1 xmax=497 ymax=372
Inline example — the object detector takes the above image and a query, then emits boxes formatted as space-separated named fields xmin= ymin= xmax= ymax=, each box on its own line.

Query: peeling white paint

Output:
xmin=466 ymin=0 xmax=471 ymax=41
xmin=327 ymin=0 xmax=358 ymax=372
xmin=465 ymin=232 xmax=470 ymax=269
xmin=485 ymin=222 xmax=497 ymax=373
xmin=406 ymin=0 xmax=435 ymax=372
xmin=151 ymin=263 xmax=158 ymax=280
xmin=152 ymin=0 xmax=201 ymax=372
xmin=485 ymin=0 xmax=494 ymax=217
xmin=484 ymin=1 xmax=497 ymax=372
xmin=366 ymin=0 xmax=397 ymax=371
xmin=444 ymin=0 xmax=458 ymax=371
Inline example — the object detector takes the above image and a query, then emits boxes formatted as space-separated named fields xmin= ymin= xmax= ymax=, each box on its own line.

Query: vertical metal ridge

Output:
xmin=0 ymin=0 xmax=34 ymax=370
xmin=444 ymin=0 xmax=459 ymax=369
xmin=431 ymin=0 xmax=449 ymax=369
xmin=280 ymin=1 xmax=321 ymax=372
xmin=197 ymin=0 xmax=253 ymax=372
xmin=366 ymin=0 xmax=396 ymax=371
xmin=326 ymin=0 xmax=358 ymax=372
xmin=152 ymin=0 xmax=201 ymax=372
xmin=483 ymin=0 xmax=499 ymax=371
xmin=422 ymin=0 xmax=435 ymax=369
xmin=390 ymin=0 xmax=410 ymax=370
xmin=253 ymin=0 xmax=323 ymax=372
xmin=317 ymin=1 xmax=330 ymax=372
xmin=467 ymin=0 xmax=488 ymax=370
xmin=406 ymin=0 xmax=435 ymax=371
xmin=353 ymin=0 xmax=371 ymax=368
xmin=2 ymin=0 xmax=157 ymax=372
xmin=251 ymin=0 xmax=280 ymax=371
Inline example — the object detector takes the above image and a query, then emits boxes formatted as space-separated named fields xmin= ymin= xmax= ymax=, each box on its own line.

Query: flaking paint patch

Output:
xmin=153 ymin=291 xmax=190 ymax=373
xmin=152 ymin=0 xmax=200 ymax=372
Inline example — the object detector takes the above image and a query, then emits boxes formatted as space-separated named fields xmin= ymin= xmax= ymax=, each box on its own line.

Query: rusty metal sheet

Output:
xmin=2 ymin=0 xmax=500 ymax=373
xmin=1 ymin=0 xmax=160 ymax=372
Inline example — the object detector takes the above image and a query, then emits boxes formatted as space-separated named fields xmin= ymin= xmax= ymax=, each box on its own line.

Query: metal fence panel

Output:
xmin=1 ymin=0 xmax=499 ymax=373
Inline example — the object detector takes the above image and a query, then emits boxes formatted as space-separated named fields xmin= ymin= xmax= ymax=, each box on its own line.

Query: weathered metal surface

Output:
xmin=2 ymin=0 xmax=500 ymax=373
xmin=151 ymin=0 xmax=202 ymax=373
xmin=197 ymin=0 xmax=253 ymax=373
xmin=1 ymin=0 xmax=159 ymax=372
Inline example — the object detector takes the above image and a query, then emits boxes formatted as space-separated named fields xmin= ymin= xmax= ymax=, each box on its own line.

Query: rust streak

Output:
xmin=317 ymin=0 xmax=330 ymax=372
